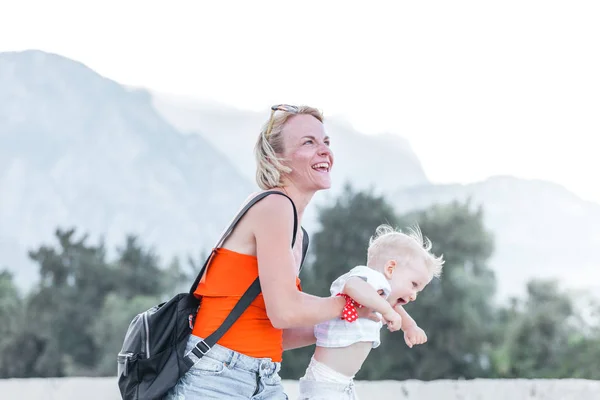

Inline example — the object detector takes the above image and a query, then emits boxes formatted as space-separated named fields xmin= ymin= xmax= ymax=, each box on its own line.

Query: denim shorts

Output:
xmin=165 ymin=335 xmax=288 ymax=400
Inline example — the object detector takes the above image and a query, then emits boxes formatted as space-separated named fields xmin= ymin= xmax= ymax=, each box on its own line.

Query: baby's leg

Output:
xmin=298 ymin=356 xmax=358 ymax=400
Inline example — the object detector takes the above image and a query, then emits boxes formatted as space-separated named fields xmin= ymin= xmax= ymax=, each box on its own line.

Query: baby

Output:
xmin=298 ymin=224 xmax=444 ymax=400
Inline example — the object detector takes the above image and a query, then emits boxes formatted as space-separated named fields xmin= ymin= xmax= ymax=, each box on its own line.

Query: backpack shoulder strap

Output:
xmin=190 ymin=190 xmax=301 ymax=358
xmin=189 ymin=190 xmax=299 ymax=294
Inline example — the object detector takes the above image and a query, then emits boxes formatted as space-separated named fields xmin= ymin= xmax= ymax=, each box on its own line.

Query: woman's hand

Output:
xmin=357 ymin=306 xmax=381 ymax=322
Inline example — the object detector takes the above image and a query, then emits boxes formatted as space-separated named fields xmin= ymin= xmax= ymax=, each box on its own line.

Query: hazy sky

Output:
xmin=1 ymin=0 xmax=599 ymax=203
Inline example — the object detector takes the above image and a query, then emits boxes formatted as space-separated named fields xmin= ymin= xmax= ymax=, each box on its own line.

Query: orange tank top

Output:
xmin=192 ymin=247 xmax=301 ymax=362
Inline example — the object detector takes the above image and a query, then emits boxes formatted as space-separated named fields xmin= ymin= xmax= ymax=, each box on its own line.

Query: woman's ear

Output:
xmin=383 ymin=260 xmax=396 ymax=279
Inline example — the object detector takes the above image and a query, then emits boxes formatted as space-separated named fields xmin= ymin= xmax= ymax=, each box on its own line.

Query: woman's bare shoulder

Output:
xmin=245 ymin=190 xmax=296 ymax=225
xmin=222 ymin=190 xmax=295 ymax=252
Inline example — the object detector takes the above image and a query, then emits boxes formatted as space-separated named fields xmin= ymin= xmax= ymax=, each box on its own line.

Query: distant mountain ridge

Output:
xmin=1 ymin=50 xmax=598 ymax=301
xmin=0 ymin=50 xmax=253 ymax=289
xmin=390 ymin=176 xmax=600 ymax=299
xmin=150 ymin=92 xmax=431 ymax=194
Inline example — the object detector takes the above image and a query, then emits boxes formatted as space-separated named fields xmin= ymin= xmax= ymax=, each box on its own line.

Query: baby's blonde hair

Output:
xmin=367 ymin=224 xmax=444 ymax=278
xmin=254 ymin=105 xmax=324 ymax=189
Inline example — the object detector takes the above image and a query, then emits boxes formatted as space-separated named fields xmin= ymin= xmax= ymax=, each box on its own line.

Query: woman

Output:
xmin=166 ymin=104 xmax=375 ymax=399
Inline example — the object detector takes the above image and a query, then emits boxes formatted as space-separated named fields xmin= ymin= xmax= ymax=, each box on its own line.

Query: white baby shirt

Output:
xmin=314 ymin=265 xmax=392 ymax=349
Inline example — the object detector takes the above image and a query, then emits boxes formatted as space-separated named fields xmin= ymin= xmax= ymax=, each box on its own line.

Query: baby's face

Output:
xmin=387 ymin=260 xmax=432 ymax=307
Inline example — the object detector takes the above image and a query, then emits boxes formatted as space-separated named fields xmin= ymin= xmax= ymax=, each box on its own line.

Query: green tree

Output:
xmin=111 ymin=235 xmax=168 ymax=300
xmin=491 ymin=280 xmax=600 ymax=379
xmin=0 ymin=270 xmax=21 ymax=339
xmin=1 ymin=228 xmax=185 ymax=377
xmin=559 ymin=298 xmax=600 ymax=379
xmin=0 ymin=270 xmax=26 ymax=378
xmin=26 ymin=228 xmax=111 ymax=375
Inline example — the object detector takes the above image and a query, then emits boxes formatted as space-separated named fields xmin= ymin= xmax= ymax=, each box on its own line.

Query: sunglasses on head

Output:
xmin=265 ymin=104 xmax=300 ymax=138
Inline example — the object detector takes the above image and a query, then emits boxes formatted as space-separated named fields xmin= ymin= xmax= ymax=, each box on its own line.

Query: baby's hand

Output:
xmin=403 ymin=325 xmax=427 ymax=348
xmin=382 ymin=309 xmax=402 ymax=332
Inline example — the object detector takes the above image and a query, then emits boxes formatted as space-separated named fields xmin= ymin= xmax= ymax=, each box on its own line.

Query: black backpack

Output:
xmin=117 ymin=190 xmax=309 ymax=400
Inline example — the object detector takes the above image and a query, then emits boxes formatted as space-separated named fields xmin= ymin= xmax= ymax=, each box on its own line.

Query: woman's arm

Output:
xmin=252 ymin=195 xmax=345 ymax=329
xmin=282 ymin=327 xmax=316 ymax=351
xmin=343 ymin=277 xmax=395 ymax=316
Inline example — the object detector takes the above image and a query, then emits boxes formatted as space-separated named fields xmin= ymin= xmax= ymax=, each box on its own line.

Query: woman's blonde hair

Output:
xmin=254 ymin=105 xmax=324 ymax=189
xmin=367 ymin=224 xmax=445 ymax=278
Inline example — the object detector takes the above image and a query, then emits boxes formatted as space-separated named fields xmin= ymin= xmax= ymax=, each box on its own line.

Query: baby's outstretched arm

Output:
xmin=394 ymin=304 xmax=417 ymax=330
xmin=395 ymin=304 xmax=428 ymax=348
xmin=344 ymin=277 xmax=402 ymax=331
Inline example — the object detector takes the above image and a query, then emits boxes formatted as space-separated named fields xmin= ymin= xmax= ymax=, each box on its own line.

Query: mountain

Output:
xmin=151 ymin=93 xmax=430 ymax=194
xmin=391 ymin=176 xmax=600 ymax=299
xmin=0 ymin=50 xmax=254 ymax=289
xmin=1 ymin=50 xmax=598 ymax=301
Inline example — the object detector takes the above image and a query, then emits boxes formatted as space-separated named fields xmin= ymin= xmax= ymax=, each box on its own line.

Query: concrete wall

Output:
xmin=0 ymin=377 xmax=599 ymax=399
